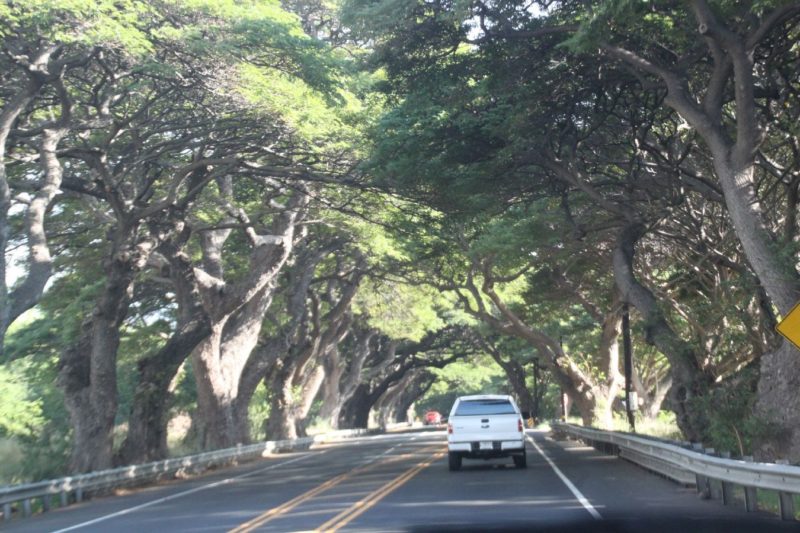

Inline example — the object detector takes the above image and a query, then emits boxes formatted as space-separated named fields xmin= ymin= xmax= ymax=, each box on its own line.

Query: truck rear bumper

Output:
xmin=448 ymin=440 xmax=525 ymax=457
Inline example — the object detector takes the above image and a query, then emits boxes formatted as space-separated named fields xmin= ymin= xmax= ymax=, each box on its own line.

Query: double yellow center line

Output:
xmin=315 ymin=448 xmax=446 ymax=532
xmin=230 ymin=444 xmax=443 ymax=533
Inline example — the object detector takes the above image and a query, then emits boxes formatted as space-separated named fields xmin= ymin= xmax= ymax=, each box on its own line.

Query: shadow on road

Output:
xmin=408 ymin=516 xmax=799 ymax=533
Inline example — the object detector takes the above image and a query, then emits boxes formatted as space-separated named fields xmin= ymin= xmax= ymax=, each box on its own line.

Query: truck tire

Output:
xmin=513 ymin=451 xmax=527 ymax=469
xmin=448 ymin=452 xmax=462 ymax=471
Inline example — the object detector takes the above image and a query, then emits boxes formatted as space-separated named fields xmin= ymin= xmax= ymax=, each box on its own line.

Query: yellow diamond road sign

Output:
xmin=777 ymin=301 xmax=800 ymax=351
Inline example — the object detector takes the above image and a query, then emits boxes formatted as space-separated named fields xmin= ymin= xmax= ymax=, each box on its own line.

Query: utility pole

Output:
xmin=532 ymin=360 xmax=540 ymax=422
xmin=559 ymin=335 xmax=567 ymax=421
xmin=622 ymin=303 xmax=636 ymax=432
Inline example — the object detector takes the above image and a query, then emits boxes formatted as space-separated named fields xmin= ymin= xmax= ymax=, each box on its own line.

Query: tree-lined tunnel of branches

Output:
xmin=2 ymin=0 xmax=800 ymax=482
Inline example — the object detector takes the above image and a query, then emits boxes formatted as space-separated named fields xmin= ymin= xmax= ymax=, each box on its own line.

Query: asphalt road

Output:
xmin=5 ymin=429 xmax=797 ymax=533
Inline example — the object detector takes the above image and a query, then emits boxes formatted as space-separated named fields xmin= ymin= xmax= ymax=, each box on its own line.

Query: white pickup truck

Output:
xmin=446 ymin=394 xmax=527 ymax=471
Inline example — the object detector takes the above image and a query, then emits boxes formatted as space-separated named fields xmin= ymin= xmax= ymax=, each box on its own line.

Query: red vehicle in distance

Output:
xmin=424 ymin=410 xmax=443 ymax=425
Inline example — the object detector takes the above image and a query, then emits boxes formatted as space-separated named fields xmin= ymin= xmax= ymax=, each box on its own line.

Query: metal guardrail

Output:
xmin=551 ymin=422 xmax=800 ymax=521
xmin=0 ymin=428 xmax=371 ymax=522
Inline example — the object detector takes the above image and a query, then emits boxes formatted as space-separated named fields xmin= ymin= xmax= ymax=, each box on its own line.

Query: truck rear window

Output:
xmin=454 ymin=399 xmax=517 ymax=416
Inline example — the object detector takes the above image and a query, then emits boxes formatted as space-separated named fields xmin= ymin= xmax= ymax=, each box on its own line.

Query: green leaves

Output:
xmin=0 ymin=362 xmax=44 ymax=440
xmin=0 ymin=321 xmax=70 ymax=483
xmin=418 ymin=356 xmax=506 ymax=415
xmin=1 ymin=0 xmax=156 ymax=53
xmin=353 ymin=280 xmax=446 ymax=341
xmin=558 ymin=0 xmax=648 ymax=51
xmin=173 ymin=0 xmax=339 ymax=90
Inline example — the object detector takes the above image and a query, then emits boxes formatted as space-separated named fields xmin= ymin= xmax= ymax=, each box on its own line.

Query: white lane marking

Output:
xmin=373 ymin=445 xmax=399 ymax=459
xmin=527 ymin=436 xmax=602 ymax=520
xmin=51 ymin=452 xmax=318 ymax=533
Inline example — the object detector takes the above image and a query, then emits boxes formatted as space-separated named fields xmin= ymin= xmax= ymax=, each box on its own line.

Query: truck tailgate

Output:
xmin=449 ymin=413 xmax=521 ymax=442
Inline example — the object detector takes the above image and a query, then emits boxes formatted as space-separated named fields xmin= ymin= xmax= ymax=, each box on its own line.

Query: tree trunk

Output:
xmin=320 ymin=330 xmax=380 ymax=428
xmin=338 ymin=346 xmax=454 ymax=429
xmin=264 ymin=354 xmax=328 ymax=440
xmin=191 ymin=190 xmax=307 ymax=450
xmin=231 ymin=341 xmax=282 ymax=444
xmin=532 ymin=363 xmax=544 ymax=420
xmin=593 ymin=303 xmax=623 ymax=429
xmin=669 ymin=20 xmax=800 ymax=457
xmin=59 ymin=225 xmax=147 ymax=472
xmin=561 ymin=392 xmax=572 ymax=420
xmin=115 ymin=313 xmax=209 ymax=464
xmin=5 ymin=98 xmax=70 ymax=338
xmin=636 ymin=373 xmax=672 ymax=420
xmin=116 ymin=356 xmax=178 ymax=465
xmin=116 ymin=226 xmax=214 ymax=463
xmin=394 ymin=374 xmax=435 ymax=424
xmin=338 ymin=384 xmax=372 ymax=429
xmin=507 ymin=361 xmax=535 ymax=415
xmin=488 ymin=352 xmax=535 ymax=416
xmin=264 ymin=362 xmax=297 ymax=441
xmin=192 ymin=305 xmax=271 ymax=450
xmin=376 ymin=371 xmax=416 ymax=427
xmin=0 ymin=56 xmax=50 ymax=354
xmin=713 ymin=161 xmax=800 ymax=315
xmin=264 ymin=261 xmax=361 ymax=440
xmin=233 ymin=246 xmax=333 ymax=443
xmin=613 ymin=223 xmax=711 ymax=441
xmin=755 ymin=342 xmax=800 ymax=461
xmin=293 ymin=365 xmax=326 ymax=437
xmin=191 ymin=226 xmax=298 ymax=449
xmin=318 ymin=345 xmax=344 ymax=429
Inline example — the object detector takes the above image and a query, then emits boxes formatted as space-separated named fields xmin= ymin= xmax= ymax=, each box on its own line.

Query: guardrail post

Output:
xmin=3 ymin=503 xmax=11 ymax=521
xmin=693 ymin=444 xmax=710 ymax=498
xmin=774 ymin=460 xmax=796 ymax=521
xmin=702 ymin=449 xmax=724 ymax=501
xmin=60 ymin=490 xmax=68 ymax=508
xmin=778 ymin=492 xmax=795 ymax=521
xmin=719 ymin=451 xmax=734 ymax=506
xmin=742 ymin=456 xmax=758 ymax=512
xmin=42 ymin=495 xmax=50 ymax=512
xmin=22 ymin=499 xmax=31 ymax=518
xmin=696 ymin=474 xmax=711 ymax=499
xmin=720 ymin=480 xmax=734 ymax=505
xmin=75 ymin=487 xmax=83 ymax=503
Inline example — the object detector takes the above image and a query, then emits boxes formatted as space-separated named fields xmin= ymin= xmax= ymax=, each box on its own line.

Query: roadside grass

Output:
xmin=305 ymin=419 xmax=334 ymax=436
xmin=166 ymin=412 xmax=201 ymax=458
xmin=562 ymin=411 xmax=682 ymax=441
xmin=611 ymin=412 xmax=683 ymax=441
xmin=756 ymin=490 xmax=800 ymax=520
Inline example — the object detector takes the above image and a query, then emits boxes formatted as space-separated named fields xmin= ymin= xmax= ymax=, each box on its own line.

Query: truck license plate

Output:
xmin=480 ymin=441 xmax=492 ymax=450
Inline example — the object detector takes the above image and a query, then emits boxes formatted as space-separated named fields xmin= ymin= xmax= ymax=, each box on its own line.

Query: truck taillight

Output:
xmin=518 ymin=419 xmax=523 ymax=432
xmin=448 ymin=423 xmax=453 ymax=434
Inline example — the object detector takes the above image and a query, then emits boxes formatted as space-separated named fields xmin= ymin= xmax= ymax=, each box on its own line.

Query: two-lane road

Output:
xmin=5 ymin=430 xmax=796 ymax=532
